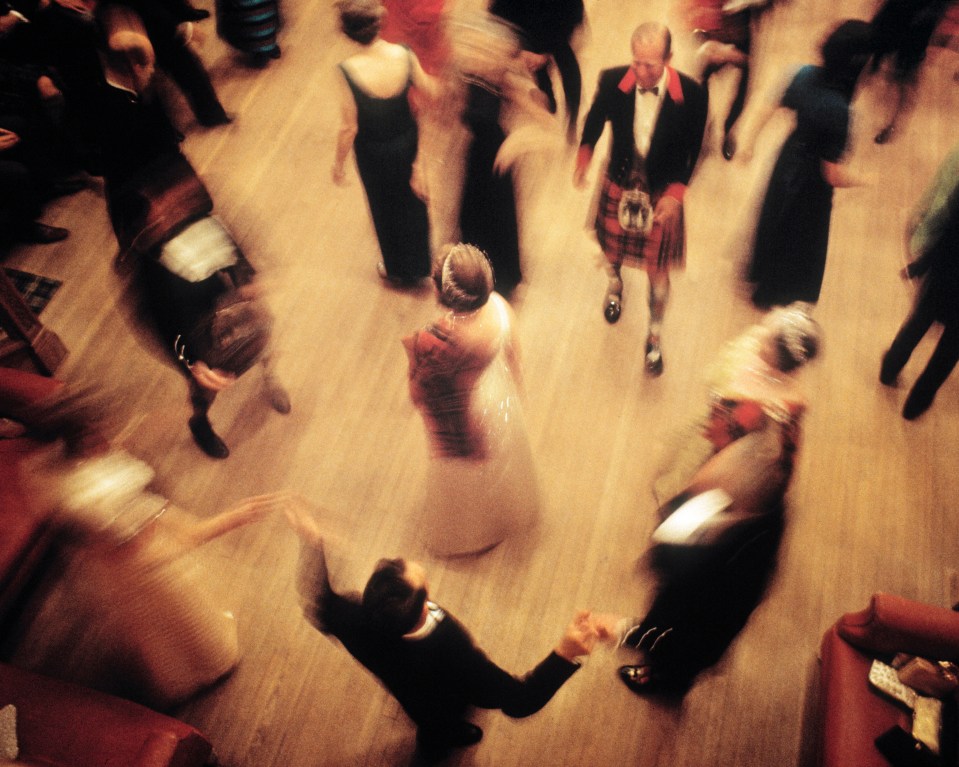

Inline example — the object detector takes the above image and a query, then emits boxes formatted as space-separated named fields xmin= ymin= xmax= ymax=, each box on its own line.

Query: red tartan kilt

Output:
xmin=595 ymin=176 xmax=665 ymax=272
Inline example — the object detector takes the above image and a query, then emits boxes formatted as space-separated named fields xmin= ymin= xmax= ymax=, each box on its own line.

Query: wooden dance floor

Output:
xmin=5 ymin=0 xmax=959 ymax=765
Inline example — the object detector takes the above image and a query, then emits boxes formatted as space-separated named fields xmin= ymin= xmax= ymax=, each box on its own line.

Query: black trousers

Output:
xmin=884 ymin=292 xmax=959 ymax=400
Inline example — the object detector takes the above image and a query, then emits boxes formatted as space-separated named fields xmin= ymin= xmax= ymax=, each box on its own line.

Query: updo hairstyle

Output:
xmin=336 ymin=0 xmax=384 ymax=44
xmin=763 ymin=303 xmax=821 ymax=373
xmin=433 ymin=243 xmax=495 ymax=313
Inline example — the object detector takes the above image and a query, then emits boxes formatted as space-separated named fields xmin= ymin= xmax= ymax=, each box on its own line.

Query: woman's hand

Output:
xmin=0 ymin=128 xmax=21 ymax=152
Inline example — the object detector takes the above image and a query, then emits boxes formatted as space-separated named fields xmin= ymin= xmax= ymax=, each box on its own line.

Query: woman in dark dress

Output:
xmin=454 ymin=14 xmax=554 ymax=296
xmin=746 ymin=20 xmax=872 ymax=309
xmin=333 ymin=0 xmax=437 ymax=284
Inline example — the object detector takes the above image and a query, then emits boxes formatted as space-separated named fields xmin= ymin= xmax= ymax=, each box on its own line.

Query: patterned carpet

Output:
xmin=3 ymin=267 xmax=62 ymax=316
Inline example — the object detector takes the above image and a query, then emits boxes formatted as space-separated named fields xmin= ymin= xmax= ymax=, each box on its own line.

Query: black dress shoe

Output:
xmin=903 ymin=386 xmax=935 ymax=420
xmin=604 ymin=296 xmax=621 ymax=323
xmin=879 ymin=352 xmax=899 ymax=387
xmin=189 ymin=415 xmax=230 ymax=458
xmin=603 ymin=278 xmax=623 ymax=323
xmin=645 ymin=338 xmax=663 ymax=376
xmin=197 ymin=108 xmax=233 ymax=127
xmin=44 ymin=177 xmax=87 ymax=200
xmin=721 ymin=135 xmax=736 ymax=161
xmin=17 ymin=222 xmax=69 ymax=244
xmin=448 ymin=722 xmax=483 ymax=747
xmin=417 ymin=723 xmax=482 ymax=763
xmin=619 ymin=664 xmax=656 ymax=694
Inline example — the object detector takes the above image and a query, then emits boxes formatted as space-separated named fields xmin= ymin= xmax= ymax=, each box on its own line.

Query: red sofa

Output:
xmin=819 ymin=593 xmax=959 ymax=767
xmin=0 ymin=661 xmax=214 ymax=767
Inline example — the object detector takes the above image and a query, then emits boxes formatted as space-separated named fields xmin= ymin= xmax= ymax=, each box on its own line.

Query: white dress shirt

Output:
xmin=633 ymin=69 xmax=668 ymax=159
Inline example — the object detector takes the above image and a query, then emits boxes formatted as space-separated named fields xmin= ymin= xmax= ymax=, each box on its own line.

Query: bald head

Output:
xmin=630 ymin=22 xmax=671 ymax=90
xmin=631 ymin=22 xmax=671 ymax=59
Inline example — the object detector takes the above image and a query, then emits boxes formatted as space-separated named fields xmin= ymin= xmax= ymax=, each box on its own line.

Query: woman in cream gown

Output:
xmin=404 ymin=244 xmax=539 ymax=556
xmin=19 ymin=424 xmax=279 ymax=708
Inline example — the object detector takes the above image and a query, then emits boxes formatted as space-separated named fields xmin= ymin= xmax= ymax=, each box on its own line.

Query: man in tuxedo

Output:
xmin=288 ymin=505 xmax=597 ymax=762
xmin=574 ymin=22 xmax=707 ymax=375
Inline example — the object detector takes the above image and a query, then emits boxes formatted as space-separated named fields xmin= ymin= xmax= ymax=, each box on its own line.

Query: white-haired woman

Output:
xmin=605 ymin=304 xmax=821 ymax=694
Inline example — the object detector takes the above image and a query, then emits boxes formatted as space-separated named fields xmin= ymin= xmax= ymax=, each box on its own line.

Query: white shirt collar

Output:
xmin=403 ymin=601 xmax=445 ymax=640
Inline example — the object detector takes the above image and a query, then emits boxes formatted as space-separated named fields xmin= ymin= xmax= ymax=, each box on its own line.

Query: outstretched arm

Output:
xmin=177 ymin=493 xmax=287 ymax=548
xmin=463 ymin=610 xmax=598 ymax=717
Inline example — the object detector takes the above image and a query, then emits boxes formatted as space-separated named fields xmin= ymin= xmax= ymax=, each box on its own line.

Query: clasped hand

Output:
xmin=556 ymin=610 xmax=623 ymax=660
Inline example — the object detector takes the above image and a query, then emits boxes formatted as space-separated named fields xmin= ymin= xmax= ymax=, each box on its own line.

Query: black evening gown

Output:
xmin=340 ymin=55 xmax=431 ymax=281
xmin=748 ymin=65 xmax=849 ymax=307
xmin=458 ymin=82 xmax=522 ymax=294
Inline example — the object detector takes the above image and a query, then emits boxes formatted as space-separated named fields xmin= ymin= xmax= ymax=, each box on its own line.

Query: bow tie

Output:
xmin=638 ymin=86 xmax=659 ymax=96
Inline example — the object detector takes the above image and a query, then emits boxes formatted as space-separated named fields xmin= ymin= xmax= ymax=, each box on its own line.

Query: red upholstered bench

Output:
xmin=0 ymin=661 xmax=214 ymax=767
xmin=818 ymin=593 xmax=959 ymax=767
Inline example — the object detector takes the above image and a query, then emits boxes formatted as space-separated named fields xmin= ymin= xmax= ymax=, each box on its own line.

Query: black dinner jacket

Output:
xmin=580 ymin=65 xmax=708 ymax=195
xmin=297 ymin=542 xmax=580 ymax=729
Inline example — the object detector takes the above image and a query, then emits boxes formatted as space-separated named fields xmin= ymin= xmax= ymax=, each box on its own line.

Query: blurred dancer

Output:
xmin=380 ymin=0 xmax=449 ymax=75
xmin=453 ymin=12 xmax=557 ymax=295
xmin=284 ymin=494 xmax=597 ymax=762
xmin=600 ymin=305 xmax=820 ymax=693
xmin=489 ymin=0 xmax=585 ymax=142
xmin=574 ymin=21 xmax=707 ymax=376
xmin=868 ymin=0 xmax=953 ymax=144
xmin=92 ymin=47 xmax=290 ymax=459
xmin=880 ymin=145 xmax=959 ymax=419
xmin=16 ymin=385 xmax=284 ymax=708
xmin=402 ymin=244 xmax=539 ymax=556
xmin=745 ymin=19 xmax=872 ymax=308
xmin=333 ymin=0 xmax=437 ymax=283
xmin=682 ymin=0 xmax=767 ymax=159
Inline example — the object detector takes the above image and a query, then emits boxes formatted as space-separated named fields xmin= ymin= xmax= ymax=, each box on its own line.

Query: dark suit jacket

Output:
xmin=579 ymin=65 xmax=707 ymax=200
xmin=297 ymin=542 xmax=579 ymax=731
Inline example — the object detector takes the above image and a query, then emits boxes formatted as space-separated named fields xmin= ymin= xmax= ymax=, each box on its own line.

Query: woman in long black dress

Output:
xmin=454 ymin=14 xmax=556 ymax=296
xmin=745 ymin=20 xmax=872 ymax=309
xmin=333 ymin=0 xmax=437 ymax=284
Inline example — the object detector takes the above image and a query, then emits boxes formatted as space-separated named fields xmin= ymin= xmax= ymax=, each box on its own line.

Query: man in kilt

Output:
xmin=574 ymin=22 xmax=707 ymax=375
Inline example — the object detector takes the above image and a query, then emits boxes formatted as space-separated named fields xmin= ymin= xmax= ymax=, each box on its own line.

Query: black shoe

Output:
xmin=189 ymin=415 xmax=230 ymax=458
xmin=875 ymin=125 xmax=894 ymax=145
xmin=879 ymin=352 xmax=899 ymax=387
xmin=603 ymin=278 xmax=622 ymax=324
xmin=448 ymin=722 xmax=483 ymax=748
xmin=619 ymin=664 xmax=656 ymax=694
xmin=264 ymin=377 xmax=291 ymax=414
xmin=417 ymin=723 xmax=482 ymax=763
xmin=722 ymin=135 xmax=736 ymax=161
xmin=903 ymin=386 xmax=935 ymax=420
xmin=44 ymin=177 xmax=87 ymax=200
xmin=645 ymin=338 xmax=663 ymax=376
xmin=182 ymin=6 xmax=210 ymax=20
xmin=197 ymin=108 xmax=233 ymax=127
xmin=17 ymin=222 xmax=69 ymax=244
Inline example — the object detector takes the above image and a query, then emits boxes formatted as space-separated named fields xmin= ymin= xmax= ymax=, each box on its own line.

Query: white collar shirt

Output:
xmin=633 ymin=68 xmax=668 ymax=159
